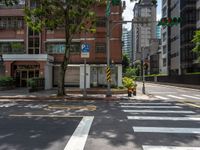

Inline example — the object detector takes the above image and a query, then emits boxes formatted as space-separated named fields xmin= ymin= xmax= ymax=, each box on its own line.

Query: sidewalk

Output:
xmin=0 ymin=87 xmax=152 ymax=101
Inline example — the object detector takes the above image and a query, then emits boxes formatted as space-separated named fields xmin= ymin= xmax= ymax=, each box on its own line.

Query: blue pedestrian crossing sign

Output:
xmin=81 ymin=43 xmax=90 ymax=58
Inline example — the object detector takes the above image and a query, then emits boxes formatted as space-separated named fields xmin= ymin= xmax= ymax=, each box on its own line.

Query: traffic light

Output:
xmin=157 ymin=17 xmax=181 ymax=26
xmin=111 ymin=0 xmax=121 ymax=6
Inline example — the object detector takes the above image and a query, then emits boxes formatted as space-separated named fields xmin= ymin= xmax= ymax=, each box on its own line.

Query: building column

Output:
xmin=117 ymin=64 xmax=122 ymax=87
xmin=80 ymin=64 xmax=90 ymax=89
xmin=44 ymin=63 xmax=53 ymax=90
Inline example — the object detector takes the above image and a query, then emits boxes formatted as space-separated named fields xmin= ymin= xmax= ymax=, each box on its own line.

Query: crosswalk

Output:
xmin=154 ymin=94 xmax=200 ymax=100
xmin=0 ymin=102 xmax=47 ymax=109
xmin=120 ymin=101 xmax=200 ymax=150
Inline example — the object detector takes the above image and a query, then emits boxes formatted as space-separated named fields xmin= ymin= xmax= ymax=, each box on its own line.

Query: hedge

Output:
xmin=0 ymin=76 xmax=15 ymax=87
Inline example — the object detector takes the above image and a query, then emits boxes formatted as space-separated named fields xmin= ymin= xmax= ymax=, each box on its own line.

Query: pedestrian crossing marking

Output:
xmin=154 ymin=96 xmax=169 ymax=100
xmin=181 ymin=95 xmax=200 ymax=100
xmin=120 ymin=103 xmax=173 ymax=105
xmin=133 ymin=127 xmax=200 ymax=134
xmin=0 ymin=103 xmax=17 ymax=108
xmin=121 ymin=106 xmax=181 ymax=109
xmin=127 ymin=116 xmax=200 ymax=121
xmin=123 ymin=110 xmax=195 ymax=114
xmin=167 ymin=95 xmax=185 ymax=100
xmin=142 ymin=145 xmax=200 ymax=150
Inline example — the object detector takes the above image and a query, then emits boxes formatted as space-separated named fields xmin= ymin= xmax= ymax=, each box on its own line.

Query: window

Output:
xmin=0 ymin=42 xmax=24 ymax=54
xmin=95 ymin=43 xmax=106 ymax=53
xmin=46 ymin=43 xmax=80 ymax=54
xmin=0 ymin=17 xmax=24 ymax=29
xmin=96 ymin=17 xmax=106 ymax=27
xmin=163 ymin=58 xmax=167 ymax=67
xmin=163 ymin=45 xmax=167 ymax=54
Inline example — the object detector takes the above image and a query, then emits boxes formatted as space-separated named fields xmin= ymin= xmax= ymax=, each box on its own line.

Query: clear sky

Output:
xmin=122 ymin=0 xmax=162 ymax=30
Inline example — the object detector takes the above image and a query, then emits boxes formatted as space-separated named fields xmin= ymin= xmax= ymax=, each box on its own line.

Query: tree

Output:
xmin=192 ymin=30 xmax=200 ymax=63
xmin=122 ymin=54 xmax=130 ymax=73
xmin=0 ymin=0 xmax=18 ymax=5
xmin=23 ymin=0 xmax=103 ymax=96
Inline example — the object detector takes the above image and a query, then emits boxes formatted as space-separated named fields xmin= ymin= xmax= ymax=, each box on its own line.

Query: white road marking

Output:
xmin=154 ymin=96 xmax=169 ymax=100
xmin=0 ymin=103 xmax=16 ymax=108
xmin=123 ymin=110 xmax=195 ymax=114
xmin=121 ymin=106 xmax=181 ymax=109
xmin=133 ymin=127 xmax=200 ymax=134
xmin=128 ymin=116 xmax=200 ymax=121
xmin=196 ymin=95 xmax=200 ymax=97
xmin=64 ymin=116 xmax=94 ymax=150
xmin=142 ymin=145 xmax=200 ymax=150
xmin=150 ymin=92 xmax=177 ymax=94
xmin=120 ymin=103 xmax=172 ymax=105
xmin=181 ymin=95 xmax=200 ymax=100
xmin=167 ymin=95 xmax=185 ymax=100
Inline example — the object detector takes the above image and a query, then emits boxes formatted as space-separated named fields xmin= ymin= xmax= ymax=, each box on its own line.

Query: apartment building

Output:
xmin=122 ymin=27 xmax=132 ymax=60
xmin=0 ymin=0 xmax=123 ymax=89
xmin=132 ymin=0 xmax=157 ymax=74
xmin=161 ymin=0 xmax=198 ymax=75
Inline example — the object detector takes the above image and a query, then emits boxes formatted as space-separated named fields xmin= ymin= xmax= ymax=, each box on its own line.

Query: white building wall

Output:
xmin=80 ymin=64 xmax=90 ymax=89
xmin=45 ymin=63 xmax=53 ymax=90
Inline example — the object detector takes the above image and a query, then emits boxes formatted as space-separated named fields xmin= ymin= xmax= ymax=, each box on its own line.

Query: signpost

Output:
xmin=81 ymin=43 xmax=90 ymax=97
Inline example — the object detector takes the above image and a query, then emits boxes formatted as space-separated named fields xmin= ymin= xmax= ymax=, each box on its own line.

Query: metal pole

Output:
xmin=106 ymin=0 xmax=112 ymax=97
xmin=142 ymin=47 xmax=145 ymax=94
xmin=83 ymin=58 xmax=87 ymax=97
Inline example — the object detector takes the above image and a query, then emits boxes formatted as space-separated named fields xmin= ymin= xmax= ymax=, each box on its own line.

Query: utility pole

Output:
xmin=106 ymin=0 xmax=112 ymax=97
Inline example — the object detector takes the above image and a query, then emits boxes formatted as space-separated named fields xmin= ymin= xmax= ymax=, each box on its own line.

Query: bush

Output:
xmin=122 ymin=77 xmax=137 ymax=89
xmin=27 ymin=77 xmax=44 ymax=90
xmin=0 ymin=76 xmax=15 ymax=87
xmin=27 ymin=78 xmax=37 ymax=89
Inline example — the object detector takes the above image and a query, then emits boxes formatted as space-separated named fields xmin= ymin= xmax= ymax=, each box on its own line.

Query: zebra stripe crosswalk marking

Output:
xmin=142 ymin=145 xmax=200 ymax=150
xmin=120 ymin=103 xmax=172 ymax=105
xmin=154 ymin=96 xmax=169 ymax=100
xmin=167 ymin=95 xmax=185 ymax=100
xmin=133 ymin=127 xmax=200 ymax=134
xmin=181 ymin=95 xmax=200 ymax=100
xmin=127 ymin=116 xmax=200 ymax=121
xmin=123 ymin=110 xmax=195 ymax=114
xmin=121 ymin=106 xmax=181 ymax=109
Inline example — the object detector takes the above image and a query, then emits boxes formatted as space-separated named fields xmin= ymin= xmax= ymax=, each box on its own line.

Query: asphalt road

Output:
xmin=0 ymin=84 xmax=200 ymax=150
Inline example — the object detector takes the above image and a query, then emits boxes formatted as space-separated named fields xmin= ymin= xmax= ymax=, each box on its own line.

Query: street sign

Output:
xmin=81 ymin=43 xmax=90 ymax=58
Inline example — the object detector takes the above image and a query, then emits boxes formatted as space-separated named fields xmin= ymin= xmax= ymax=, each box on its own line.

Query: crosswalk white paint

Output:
xmin=133 ymin=127 xmax=200 ymax=134
xmin=127 ymin=116 xmax=200 ymax=121
xmin=167 ymin=95 xmax=185 ymax=100
xmin=154 ymin=96 xmax=169 ymax=100
xmin=120 ymin=103 xmax=172 ymax=105
xmin=121 ymin=106 xmax=181 ymax=109
xmin=123 ymin=110 xmax=195 ymax=114
xmin=181 ymin=95 xmax=200 ymax=100
xmin=142 ymin=145 xmax=200 ymax=150
xmin=0 ymin=103 xmax=16 ymax=108
xmin=64 ymin=116 xmax=94 ymax=150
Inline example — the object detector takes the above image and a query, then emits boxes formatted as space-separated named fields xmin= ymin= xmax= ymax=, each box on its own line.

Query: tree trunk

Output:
xmin=57 ymin=63 xmax=66 ymax=96
xmin=57 ymin=8 xmax=70 ymax=96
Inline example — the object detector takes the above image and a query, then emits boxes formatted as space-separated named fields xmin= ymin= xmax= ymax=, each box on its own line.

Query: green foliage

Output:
xmin=0 ymin=0 xmax=18 ymax=6
xmin=186 ymin=72 xmax=200 ymax=75
xmin=0 ymin=76 xmax=15 ymax=87
xmin=122 ymin=54 xmax=130 ymax=73
xmin=27 ymin=77 xmax=44 ymax=89
xmin=192 ymin=30 xmax=200 ymax=63
xmin=145 ymin=74 xmax=167 ymax=77
xmin=124 ymin=67 xmax=138 ymax=78
xmin=111 ymin=0 xmax=120 ymax=6
xmin=122 ymin=77 xmax=136 ymax=89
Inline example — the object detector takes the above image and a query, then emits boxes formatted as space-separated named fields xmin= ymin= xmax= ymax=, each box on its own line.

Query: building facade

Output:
xmin=132 ymin=0 xmax=157 ymax=74
xmin=160 ymin=0 xmax=199 ymax=75
xmin=0 ymin=1 xmax=123 ymax=89
xmin=198 ymin=0 xmax=200 ymax=29
xmin=122 ymin=27 xmax=132 ymax=60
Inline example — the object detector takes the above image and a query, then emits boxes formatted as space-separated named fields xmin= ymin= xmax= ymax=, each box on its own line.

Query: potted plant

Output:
xmin=122 ymin=77 xmax=137 ymax=97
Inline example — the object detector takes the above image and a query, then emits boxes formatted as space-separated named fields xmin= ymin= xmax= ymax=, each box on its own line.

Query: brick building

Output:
xmin=0 ymin=1 xmax=123 ymax=89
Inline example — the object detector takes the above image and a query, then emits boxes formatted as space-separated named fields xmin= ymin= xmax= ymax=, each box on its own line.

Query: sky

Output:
xmin=122 ymin=0 xmax=162 ymax=30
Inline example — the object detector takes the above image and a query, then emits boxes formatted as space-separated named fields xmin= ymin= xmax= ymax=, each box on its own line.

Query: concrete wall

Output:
xmin=44 ymin=63 xmax=53 ymax=90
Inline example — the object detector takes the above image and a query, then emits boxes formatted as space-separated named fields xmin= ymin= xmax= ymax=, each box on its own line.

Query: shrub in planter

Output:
xmin=0 ymin=76 xmax=15 ymax=87
xmin=122 ymin=77 xmax=137 ymax=97
xmin=27 ymin=78 xmax=37 ymax=90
